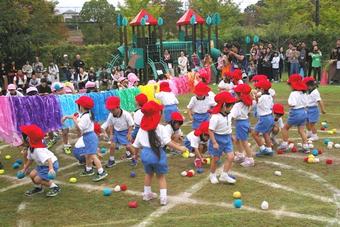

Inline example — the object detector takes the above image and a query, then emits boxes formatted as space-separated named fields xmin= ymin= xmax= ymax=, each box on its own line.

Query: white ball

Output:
xmin=261 ymin=201 xmax=269 ymax=210
xmin=189 ymin=153 xmax=195 ymax=158
xmin=297 ymin=143 xmax=302 ymax=147
xmin=114 ymin=185 xmax=121 ymax=192
xmin=334 ymin=144 xmax=340 ymax=149
xmin=274 ymin=171 xmax=282 ymax=176
xmin=288 ymin=143 xmax=294 ymax=149
xmin=308 ymin=144 xmax=314 ymax=149
xmin=328 ymin=141 xmax=334 ymax=145
xmin=181 ymin=171 xmax=187 ymax=177
xmin=314 ymin=158 xmax=320 ymax=163
xmin=327 ymin=144 xmax=333 ymax=149
xmin=307 ymin=140 xmax=313 ymax=144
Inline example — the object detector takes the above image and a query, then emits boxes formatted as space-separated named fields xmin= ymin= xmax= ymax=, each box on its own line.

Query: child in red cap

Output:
xmin=163 ymin=112 xmax=185 ymax=153
xmin=154 ymin=81 xmax=179 ymax=123
xmin=131 ymin=101 xmax=187 ymax=206
xmin=208 ymin=91 xmax=237 ymax=184
xmin=19 ymin=124 xmax=61 ymax=197
xmin=271 ymin=103 xmax=285 ymax=145
xmin=218 ymin=71 xmax=234 ymax=92
xmin=132 ymin=93 xmax=148 ymax=140
xmin=102 ymin=96 xmax=134 ymax=167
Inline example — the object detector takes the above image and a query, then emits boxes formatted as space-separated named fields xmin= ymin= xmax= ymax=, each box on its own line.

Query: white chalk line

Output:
xmin=64 ymin=219 xmax=138 ymax=227
xmin=277 ymin=153 xmax=340 ymax=164
xmin=17 ymin=202 xmax=27 ymax=213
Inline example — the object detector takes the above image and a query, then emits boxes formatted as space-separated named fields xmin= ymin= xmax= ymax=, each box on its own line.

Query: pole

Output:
xmin=142 ymin=25 xmax=147 ymax=83
xmin=159 ymin=25 xmax=163 ymax=61
xmin=208 ymin=25 xmax=211 ymax=55
xmin=192 ymin=24 xmax=196 ymax=53
xmin=200 ymin=24 xmax=204 ymax=57
xmin=123 ymin=25 xmax=128 ymax=69
xmin=215 ymin=25 xmax=219 ymax=49
xmin=119 ymin=26 xmax=123 ymax=45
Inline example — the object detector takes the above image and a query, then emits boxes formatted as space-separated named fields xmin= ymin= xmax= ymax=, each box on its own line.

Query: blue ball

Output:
xmin=196 ymin=168 xmax=204 ymax=174
xmin=12 ymin=162 xmax=20 ymax=169
xmin=103 ymin=188 xmax=112 ymax=196
xmin=15 ymin=159 xmax=23 ymax=165
xmin=233 ymin=199 xmax=243 ymax=208
xmin=323 ymin=138 xmax=331 ymax=145
xmin=312 ymin=149 xmax=319 ymax=156
xmin=100 ymin=147 xmax=107 ymax=154
xmin=47 ymin=172 xmax=56 ymax=180
xmin=16 ymin=171 xmax=25 ymax=179
xmin=130 ymin=171 xmax=136 ymax=177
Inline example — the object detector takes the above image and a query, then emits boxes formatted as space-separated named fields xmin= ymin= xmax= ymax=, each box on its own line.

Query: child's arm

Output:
xmin=22 ymin=159 xmax=33 ymax=173
xmin=47 ymin=158 xmax=55 ymax=174
xmin=130 ymin=146 xmax=140 ymax=160
xmin=187 ymin=108 xmax=193 ymax=121
xmin=194 ymin=148 xmax=203 ymax=160
xmin=167 ymin=141 xmax=187 ymax=153
xmin=208 ymin=129 xmax=219 ymax=150
xmin=318 ymin=100 xmax=326 ymax=114
xmin=127 ymin=126 xmax=133 ymax=142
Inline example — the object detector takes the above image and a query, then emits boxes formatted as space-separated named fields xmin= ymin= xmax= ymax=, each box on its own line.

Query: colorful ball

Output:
xmin=100 ymin=147 xmax=107 ymax=154
xmin=196 ymin=168 xmax=204 ymax=174
xmin=69 ymin=177 xmax=77 ymax=183
xmin=182 ymin=150 xmax=190 ymax=158
xmin=326 ymin=159 xmax=333 ymax=165
xmin=120 ymin=184 xmax=127 ymax=191
xmin=5 ymin=155 xmax=11 ymax=160
xmin=114 ymin=185 xmax=121 ymax=192
xmin=15 ymin=159 xmax=23 ymax=165
xmin=180 ymin=171 xmax=187 ymax=177
xmin=291 ymin=147 xmax=298 ymax=153
xmin=186 ymin=171 xmax=194 ymax=177
xmin=12 ymin=162 xmax=20 ymax=169
xmin=312 ymin=149 xmax=319 ymax=156
xmin=16 ymin=171 xmax=25 ymax=179
xmin=233 ymin=191 xmax=242 ymax=199
xmin=0 ymin=169 xmax=4 ymax=175
xmin=47 ymin=172 xmax=56 ymax=180
xmin=323 ymin=139 xmax=331 ymax=145
xmin=233 ymin=199 xmax=243 ymax=208
xmin=128 ymin=201 xmax=138 ymax=208
xmin=307 ymin=157 xmax=315 ymax=163
xmin=277 ymin=150 xmax=284 ymax=155
xmin=261 ymin=201 xmax=269 ymax=210
xmin=103 ymin=188 xmax=112 ymax=196
xmin=130 ymin=171 xmax=136 ymax=177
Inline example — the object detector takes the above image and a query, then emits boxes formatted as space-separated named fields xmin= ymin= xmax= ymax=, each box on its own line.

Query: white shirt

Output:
xmin=186 ymin=131 xmax=201 ymax=149
xmin=133 ymin=109 xmax=143 ymax=126
xmin=163 ymin=124 xmax=183 ymax=138
xmin=276 ymin=117 xmax=284 ymax=129
xmin=269 ymin=88 xmax=276 ymax=97
xmin=133 ymin=125 xmax=171 ymax=148
xmin=257 ymin=94 xmax=273 ymax=116
xmin=230 ymin=102 xmax=250 ymax=120
xmin=307 ymin=89 xmax=321 ymax=107
xmin=288 ymin=91 xmax=307 ymax=109
xmin=271 ymin=56 xmax=280 ymax=69
xmin=77 ymin=113 xmax=94 ymax=133
xmin=209 ymin=113 xmax=232 ymax=135
xmin=187 ymin=96 xmax=215 ymax=113
xmin=218 ymin=80 xmax=233 ymax=91
xmin=155 ymin=91 xmax=179 ymax=106
xmin=27 ymin=148 xmax=58 ymax=166
xmin=101 ymin=110 xmax=134 ymax=131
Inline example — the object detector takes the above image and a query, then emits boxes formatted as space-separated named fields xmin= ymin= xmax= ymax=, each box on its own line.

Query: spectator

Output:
xmin=191 ymin=51 xmax=200 ymax=69
xmin=37 ymin=78 xmax=52 ymax=95
xmin=42 ymin=69 xmax=52 ymax=85
xmin=6 ymin=84 xmax=24 ymax=97
xmin=26 ymin=86 xmax=39 ymax=96
xmin=73 ymin=54 xmax=85 ymax=82
xmin=163 ymin=49 xmax=173 ymax=69
xmin=229 ymin=43 xmax=246 ymax=73
xmin=309 ymin=45 xmax=322 ymax=82
xmin=271 ymin=51 xmax=280 ymax=83
xmin=262 ymin=47 xmax=273 ymax=80
xmin=178 ymin=51 xmax=188 ymax=75
xmin=88 ymin=67 xmax=99 ymax=89
xmin=22 ymin=61 xmax=33 ymax=82
xmin=28 ymin=73 xmax=40 ymax=87
xmin=290 ymin=46 xmax=300 ymax=75
xmin=279 ymin=47 xmax=285 ymax=81
xmin=298 ymin=42 xmax=307 ymax=76
xmin=0 ymin=62 xmax=7 ymax=93
xmin=285 ymin=43 xmax=293 ymax=76
xmin=48 ymin=62 xmax=59 ymax=83
xmin=100 ymin=66 xmax=110 ymax=90
xmin=60 ymin=54 xmax=71 ymax=81
xmin=8 ymin=61 xmax=17 ymax=84
xmin=78 ymin=67 xmax=88 ymax=90
xmin=329 ymin=39 xmax=340 ymax=83
xmin=307 ymin=40 xmax=318 ymax=76
xmin=13 ymin=70 xmax=27 ymax=90
xmin=32 ymin=57 xmax=44 ymax=78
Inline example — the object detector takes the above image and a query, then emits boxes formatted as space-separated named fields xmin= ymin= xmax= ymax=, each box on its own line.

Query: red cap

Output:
xmin=194 ymin=82 xmax=211 ymax=96
xmin=303 ymin=76 xmax=315 ymax=84
xmin=232 ymin=69 xmax=242 ymax=82
xmin=135 ymin=93 xmax=148 ymax=107
xmin=171 ymin=112 xmax=184 ymax=122
xmin=194 ymin=121 xmax=209 ymax=136
xmin=106 ymin=96 xmax=120 ymax=110
xmin=94 ymin=122 xmax=101 ymax=135
xmin=75 ymin=96 xmax=94 ymax=109
xmin=254 ymin=80 xmax=272 ymax=90
xmin=159 ymin=82 xmax=171 ymax=92
xmin=251 ymin=75 xmax=268 ymax=82
xmin=240 ymin=94 xmax=253 ymax=106
xmin=291 ymin=81 xmax=308 ymax=91
xmin=210 ymin=91 xmax=237 ymax=114
xmin=273 ymin=103 xmax=285 ymax=115
xmin=20 ymin=124 xmax=46 ymax=148
xmin=288 ymin=74 xmax=303 ymax=84
xmin=141 ymin=101 xmax=164 ymax=131
xmin=224 ymin=71 xmax=233 ymax=79
xmin=199 ymin=70 xmax=209 ymax=81
xmin=234 ymin=84 xmax=252 ymax=94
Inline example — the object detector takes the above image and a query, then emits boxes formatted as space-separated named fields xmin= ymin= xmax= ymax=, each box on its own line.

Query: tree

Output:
xmin=118 ymin=0 xmax=164 ymax=21
xmin=158 ymin=0 xmax=184 ymax=39
xmin=80 ymin=0 xmax=118 ymax=44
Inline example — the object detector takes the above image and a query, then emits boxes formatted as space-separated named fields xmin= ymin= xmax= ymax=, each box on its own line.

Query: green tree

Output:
xmin=118 ymin=0 xmax=163 ymax=21
xmin=80 ymin=0 xmax=118 ymax=44
xmin=158 ymin=0 xmax=184 ymax=39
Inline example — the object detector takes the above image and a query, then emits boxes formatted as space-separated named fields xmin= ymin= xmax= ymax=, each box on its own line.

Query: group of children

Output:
xmin=10 ymin=70 xmax=325 ymax=205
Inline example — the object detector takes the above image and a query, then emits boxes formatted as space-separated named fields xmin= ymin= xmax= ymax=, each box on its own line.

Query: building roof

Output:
xmin=177 ymin=9 xmax=205 ymax=26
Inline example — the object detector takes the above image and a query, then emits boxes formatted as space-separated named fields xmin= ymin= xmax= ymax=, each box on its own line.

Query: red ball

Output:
xmin=120 ymin=184 xmax=128 ymax=191
xmin=326 ymin=159 xmax=333 ymax=165
xmin=318 ymin=149 xmax=323 ymax=155
xmin=128 ymin=201 xmax=138 ymax=208
xmin=277 ymin=150 xmax=284 ymax=155
xmin=291 ymin=147 xmax=297 ymax=153
xmin=320 ymin=127 xmax=325 ymax=131
xmin=186 ymin=172 xmax=194 ymax=177
xmin=304 ymin=157 xmax=308 ymax=162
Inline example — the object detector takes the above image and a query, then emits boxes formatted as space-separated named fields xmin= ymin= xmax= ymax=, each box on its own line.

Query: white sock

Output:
xmin=144 ymin=186 xmax=152 ymax=194
xmin=109 ymin=156 xmax=115 ymax=161
xmin=98 ymin=168 xmax=104 ymax=174
xmin=86 ymin=166 xmax=92 ymax=171
xmin=50 ymin=183 xmax=57 ymax=188
xmin=266 ymin=147 xmax=272 ymax=152
xmin=260 ymin=145 xmax=266 ymax=151
xmin=160 ymin=189 xmax=167 ymax=197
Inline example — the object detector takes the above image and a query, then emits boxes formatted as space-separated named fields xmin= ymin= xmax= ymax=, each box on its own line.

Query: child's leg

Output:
xmin=281 ymin=124 xmax=291 ymax=142
xmin=85 ymin=154 xmax=93 ymax=171
xmin=157 ymin=174 xmax=168 ymax=205
xmin=310 ymin=123 xmax=317 ymax=135
xmin=297 ymin=125 xmax=308 ymax=144
xmin=252 ymin=131 xmax=265 ymax=149
xmin=240 ymin=140 xmax=252 ymax=158
xmin=34 ymin=176 xmax=52 ymax=188
xmin=210 ymin=156 xmax=219 ymax=173
xmin=223 ymin=152 xmax=234 ymax=173
xmin=263 ymin=133 xmax=273 ymax=151
xmin=29 ymin=170 xmax=39 ymax=184
xmin=62 ymin=128 xmax=69 ymax=145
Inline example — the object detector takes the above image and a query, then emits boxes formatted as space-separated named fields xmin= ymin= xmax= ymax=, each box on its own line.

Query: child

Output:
xmin=163 ymin=112 xmax=185 ymax=147
xmin=71 ymin=96 xmax=108 ymax=181
xmin=271 ymin=103 xmax=285 ymax=145
xmin=19 ymin=124 xmax=61 ymax=197
xmin=232 ymin=69 xmax=244 ymax=86
xmin=132 ymin=93 xmax=148 ymax=140
xmin=102 ymin=96 xmax=134 ymax=167
xmin=208 ymin=91 xmax=237 ymax=184
xmin=278 ymin=75 xmax=309 ymax=152
xmin=271 ymin=52 xmax=280 ymax=83
xmin=128 ymin=73 xmax=140 ymax=88
xmin=304 ymin=77 xmax=326 ymax=141
xmin=252 ymin=80 xmax=275 ymax=156
xmin=155 ymin=81 xmax=179 ymax=123
xmin=231 ymin=84 xmax=254 ymax=167
xmin=131 ymin=101 xmax=187 ymax=205
xmin=218 ymin=71 xmax=233 ymax=92
xmin=187 ymin=82 xmax=215 ymax=129
xmin=184 ymin=121 xmax=210 ymax=168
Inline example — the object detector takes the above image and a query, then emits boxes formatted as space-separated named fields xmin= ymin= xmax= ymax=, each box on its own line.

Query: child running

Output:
xmin=155 ymin=81 xmax=179 ymax=123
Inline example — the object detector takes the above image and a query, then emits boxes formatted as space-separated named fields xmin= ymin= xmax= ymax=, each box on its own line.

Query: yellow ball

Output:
xmin=5 ymin=155 xmax=11 ymax=160
xmin=69 ymin=177 xmax=77 ymax=183
xmin=332 ymin=129 xmax=337 ymax=132
xmin=233 ymin=191 xmax=242 ymax=199
xmin=205 ymin=158 xmax=211 ymax=165
xmin=0 ymin=169 xmax=5 ymax=174
xmin=307 ymin=154 xmax=315 ymax=159
xmin=182 ymin=150 xmax=189 ymax=158
xmin=307 ymin=157 xmax=315 ymax=163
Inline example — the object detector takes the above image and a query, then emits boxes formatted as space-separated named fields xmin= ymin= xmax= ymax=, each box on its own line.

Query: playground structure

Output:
xmin=107 ymin=9 xmax=222 ymax=82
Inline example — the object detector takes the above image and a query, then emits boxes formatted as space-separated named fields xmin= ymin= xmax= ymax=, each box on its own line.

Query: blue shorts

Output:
xmin=192 ymin=113 xmax=210 ymax=129
xmin=184 ymin=137 xmax=194 ymax=152
xmin=163 ymin=104 xmax=179 ymax=122
xmin=141 ymin=147 xmax=168 ymax=174
xmin=235 ymin=119 xmax=250 ymax=141
xmin=307 ymin=106 xmax=320 ymax=124
xmin=255 ymin=114 xmax=274 ymax=134
xmin=36 ymin=161 xmax=59 ymax=181
xmin=252 ymin=104 xmax=258 ymax=118
xmin=113 ymin=129 xmax=130 ymax=145
xmin=132 ymin=125 xmax=140 ymax=140
xmin=73 ymin=131 xmax=98 ymax=156
xmin=287 ymin=108 xmax=307 ymax=126
xmin=208 ymin=133 xmax=233 ymax=157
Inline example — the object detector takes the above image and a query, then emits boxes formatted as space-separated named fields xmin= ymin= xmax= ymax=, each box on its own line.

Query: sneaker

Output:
xmin=219 ymin=173 xmax=236 ymax=184
xmin=47 ymin=139 xmax=57 ymax=149
xmin=160 ymin=196 xmax=168 ymax=206
xmin=63 ymin=146 xmax=72 ymax=155
xmin=209 ymin=173 xmax=219 ymax=184
xmin=143 ymin=192 xmax=157 ymax=201
xmin=130 ymin=159 xmax=138 ymax=166
xmin=309 ymin=135 xmax=319 ymax=141
xmin=301 ymin=145 xmax=311 ymax=154
xmin=240 ymin=157 xmax=255 ymax=167
xmin=46 ymin=186 xmax=61 ymax=197
xmin=105 ymin=159 xmax=116 ymax=168
xmin=93 ymin=171 xmax=108 ymax=182
xmin=277 ymin=143 xmax=289 ymax=152
xmin=80 ymin=169 xmax=95 ymax=177
xmin=256 ymin=148 xmax=274 ymax=157
xmin=125 ymin=152 xmax=133 ymax=160
xmin=234 ymin=152 xmax=245 ymax=163
xmin=25 ymin=187 xmax=44 ymax=196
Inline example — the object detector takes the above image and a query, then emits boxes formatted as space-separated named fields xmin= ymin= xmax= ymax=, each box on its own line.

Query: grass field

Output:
xmin=1 ymin=82 xmax=340 ymax=227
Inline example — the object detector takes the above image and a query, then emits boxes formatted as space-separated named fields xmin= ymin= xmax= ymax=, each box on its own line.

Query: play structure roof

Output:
xmin=130 ymin=9 xmax=158 ymax=26
xmin=176 ymin=9 xmax=205 ymax=26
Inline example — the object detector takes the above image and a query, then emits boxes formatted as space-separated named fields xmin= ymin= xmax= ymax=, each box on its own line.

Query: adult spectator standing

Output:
xmin=329 ymin=39 xmax=340 ymax=83
xmin=178 ymin=51 xmax=188 ymax=75
xmin=73 ymin=54 xmax=85 ymax=83
xmin=289 ymin=45 xmax=300 ymax=75
xmin=60 ymin=54 xmax=71 ymax=81
xmin=271 ymin=51 xmax=280 ymax=82
xmin=13 ymin=70 xmax=27 ymax=90
xmin=48 ymin=61 xmax=59 ymax=83
xmin=279 ymin=47 xmax=285 ymax=81
xmin=309 ymin=45 xmax=322 ymax=82
xmin=163 ymin=49 xmax=174 ymax=75
xmin=285 ymin=43 xmax=293 ymax=76
xmin=298 ymin=42 xmax=307 ymax=76
xmin=307 ymin=40 xmax=318 ymax=76
xmin=32 ymin=57 xmax=44 ymax=78
xmin=229 ymin=43 xmax=246 ymax=73
xmin=22 ymin=61 xmax=33 ymax=83
xmin=262 ymin=47 xmax=273 ymax=80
